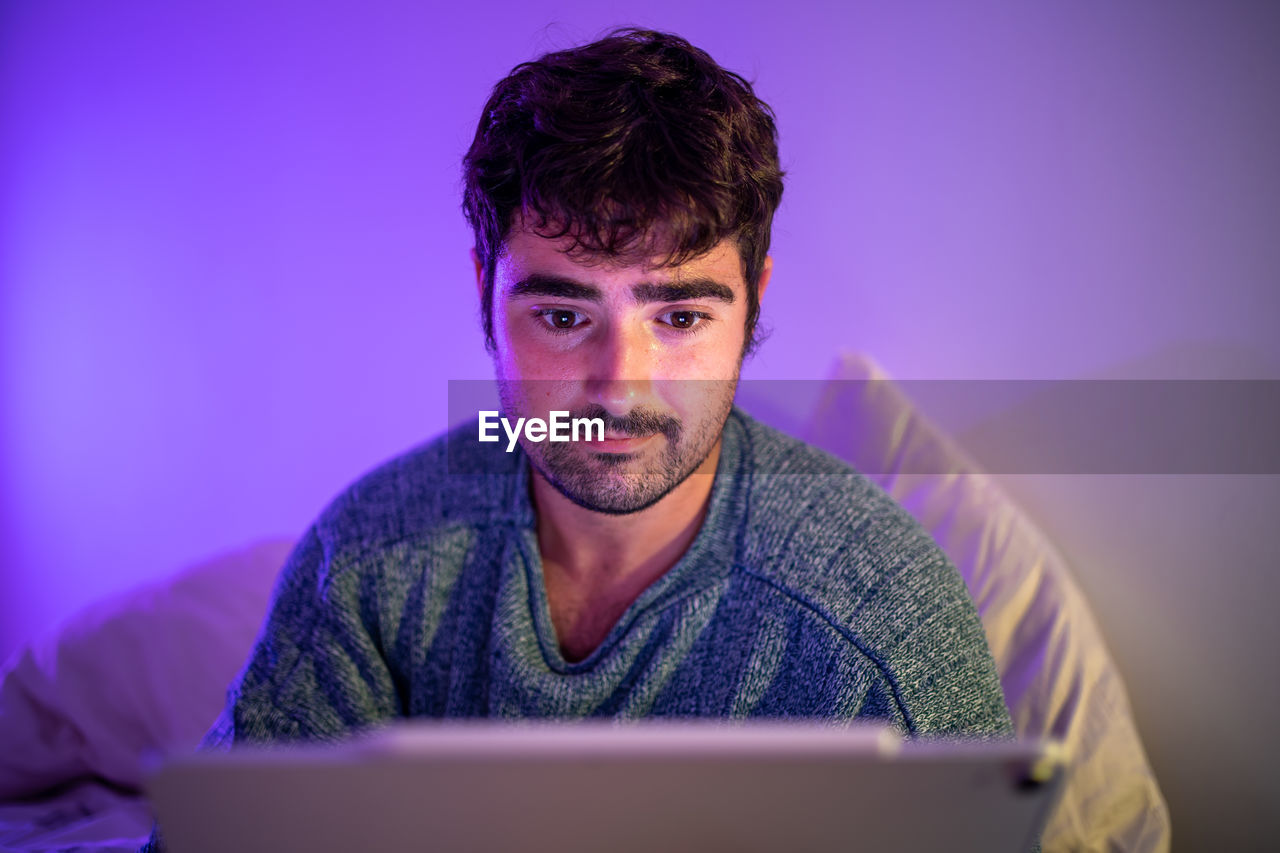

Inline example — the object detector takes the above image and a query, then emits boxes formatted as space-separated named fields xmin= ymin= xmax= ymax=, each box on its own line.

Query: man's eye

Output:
xmin=538 ymin=309 xmax=587 ymax=331
xmin=658 ymin=310 xmax=709 ymax=331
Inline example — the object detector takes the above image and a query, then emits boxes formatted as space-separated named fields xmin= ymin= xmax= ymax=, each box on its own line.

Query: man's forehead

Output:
xmin=497 ymin=226 xmax=746 ymax=289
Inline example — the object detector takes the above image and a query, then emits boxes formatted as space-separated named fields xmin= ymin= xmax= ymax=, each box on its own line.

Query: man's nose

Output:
xmin=584 ymin=324 xmax=654 ymax=415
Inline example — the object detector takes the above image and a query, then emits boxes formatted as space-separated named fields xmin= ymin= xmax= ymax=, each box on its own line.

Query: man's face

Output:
xmin=482 ymin=226 xmax=769 ymax=515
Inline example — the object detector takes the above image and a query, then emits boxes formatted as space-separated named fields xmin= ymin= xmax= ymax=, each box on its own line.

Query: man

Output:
xmin=199 ymin=24 xmax=1006 ymax=729
xmin=147 ymin=33 xmax=1011 ymax=850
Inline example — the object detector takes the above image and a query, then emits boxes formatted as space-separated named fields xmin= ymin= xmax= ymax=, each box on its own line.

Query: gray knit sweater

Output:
xmin=141 ymin=409 xmax=1019 ymax=851
xmin=204 ymin=408 xmax=1012 ymax=740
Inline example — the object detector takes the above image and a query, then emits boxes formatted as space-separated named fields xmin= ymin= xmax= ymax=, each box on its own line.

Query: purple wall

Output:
xmin=3 ymin=0 xmax=1279 ymax=844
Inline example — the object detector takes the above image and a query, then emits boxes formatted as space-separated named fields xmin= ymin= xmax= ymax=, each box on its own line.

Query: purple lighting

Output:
xmin=2 ymin=4 xmax=1278 ymax=849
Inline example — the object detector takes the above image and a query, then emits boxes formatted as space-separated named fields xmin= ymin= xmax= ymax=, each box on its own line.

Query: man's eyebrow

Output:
xmin=508 ymin=274 xmax=736 ymax=305
xmin=509 ymin=274 xmax=603 ymax=301
xmin=631 ymin=279 xmax=736 ymax=304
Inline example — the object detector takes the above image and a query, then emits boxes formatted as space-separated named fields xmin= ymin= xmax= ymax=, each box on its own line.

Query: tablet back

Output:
xmin=150 ymin=721 xmax=1063 ymax=853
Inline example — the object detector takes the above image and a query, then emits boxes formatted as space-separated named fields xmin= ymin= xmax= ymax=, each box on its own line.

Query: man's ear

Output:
xmin=471 ymin=248 xmax=484 ymax=300
xmin=757 ymin=255 xmax=773 ymax=301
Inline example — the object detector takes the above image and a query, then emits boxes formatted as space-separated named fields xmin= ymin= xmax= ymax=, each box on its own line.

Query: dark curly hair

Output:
xmin=462 ymin=28 xmax=784 ymax=356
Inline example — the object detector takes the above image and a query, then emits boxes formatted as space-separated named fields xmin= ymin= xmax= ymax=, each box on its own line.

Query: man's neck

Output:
xmin=530 ymin=439 xmax=722 ymax=661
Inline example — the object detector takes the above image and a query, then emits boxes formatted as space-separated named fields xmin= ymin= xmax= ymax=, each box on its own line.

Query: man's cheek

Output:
xmin=664 ymin=377 xmax=733 ymax=412
xmin=510 ymin=379 xmax=581 ymax=424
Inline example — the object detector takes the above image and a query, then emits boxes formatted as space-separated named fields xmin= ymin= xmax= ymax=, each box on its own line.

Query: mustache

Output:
xmin=570 ymin=404 xmax=681 ymax=442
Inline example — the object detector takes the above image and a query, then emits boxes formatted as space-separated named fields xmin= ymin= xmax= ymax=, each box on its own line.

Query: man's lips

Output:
xmin=591 ymin=432 xmax=658 ymax=453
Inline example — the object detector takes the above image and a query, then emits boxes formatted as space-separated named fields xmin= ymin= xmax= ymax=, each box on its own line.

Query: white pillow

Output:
xmin=804 ymin=351 xmax=1171 ymax=853
xmin=0 ymin=539 xmax=292 ymax=801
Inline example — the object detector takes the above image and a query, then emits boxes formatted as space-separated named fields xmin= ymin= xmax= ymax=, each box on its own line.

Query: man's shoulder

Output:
xmin=732 ymin=407 xmax=928 ymax=549
xmin=731 ymin=411 xmax=973 ymax=647
xmin=308 ymin=418 xmax=524 ymax=561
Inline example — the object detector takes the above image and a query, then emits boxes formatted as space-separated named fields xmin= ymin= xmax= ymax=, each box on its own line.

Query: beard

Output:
xmin=498 ymin=380 xmax=737 ymax=515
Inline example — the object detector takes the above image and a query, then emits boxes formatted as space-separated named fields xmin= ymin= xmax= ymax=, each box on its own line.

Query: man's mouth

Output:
xmin=592 ymin=432 xmax=659 ymax=453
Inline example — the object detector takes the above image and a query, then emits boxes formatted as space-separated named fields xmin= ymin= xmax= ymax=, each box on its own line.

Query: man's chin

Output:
xmin=559 ymin=489 xmax=672 ymax=516
xmin=541 ymin=467 xmax=681 ymax=516
xmin=527 ymin=446 xmax=682 ymax=515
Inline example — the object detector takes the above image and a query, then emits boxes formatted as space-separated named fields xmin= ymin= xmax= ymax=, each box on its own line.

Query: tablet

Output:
xmin=149 ymin=720 xmax=1064 ymax=853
